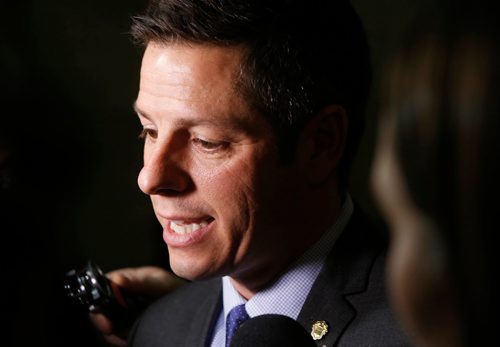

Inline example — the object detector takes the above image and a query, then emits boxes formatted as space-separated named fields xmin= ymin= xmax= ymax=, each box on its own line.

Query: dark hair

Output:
xmin=386 ymin=4 xmax=500 ymax=344
xmin=130 ymin=0 xmax=371 ymax=190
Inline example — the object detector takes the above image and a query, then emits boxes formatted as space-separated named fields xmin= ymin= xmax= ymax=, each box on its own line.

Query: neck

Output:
xmin=230 ymin=186 xmax=343 ymax=300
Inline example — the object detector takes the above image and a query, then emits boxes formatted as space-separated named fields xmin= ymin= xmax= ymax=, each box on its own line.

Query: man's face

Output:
xmin=135 ymin=43 xmax=305 ymax=286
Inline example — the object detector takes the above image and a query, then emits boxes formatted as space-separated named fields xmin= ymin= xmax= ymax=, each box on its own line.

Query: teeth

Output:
xmin=170 ymin=220 xmax=209 ymax=234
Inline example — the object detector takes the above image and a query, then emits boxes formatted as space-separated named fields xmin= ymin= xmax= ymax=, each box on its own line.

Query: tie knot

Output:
xmin=225 ymin=304 xmax=250 ymax=347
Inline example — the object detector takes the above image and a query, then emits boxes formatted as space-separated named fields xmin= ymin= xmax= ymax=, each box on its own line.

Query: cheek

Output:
xmin=199 ymin=160 xmax=255 ymax=203
xmin=201 ymin=145 xmax=276 ymax=198
xmin=195 ymin=158 xmax=259 ymax=234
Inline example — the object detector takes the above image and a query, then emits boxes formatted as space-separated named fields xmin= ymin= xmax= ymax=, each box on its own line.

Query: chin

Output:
xmin=168 ymin=256 xmax=219 ymax=281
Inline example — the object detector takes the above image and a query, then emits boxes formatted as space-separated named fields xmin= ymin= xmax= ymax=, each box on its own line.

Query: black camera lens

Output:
xmin=64 ymin=261 xmax=114 ymax=312
xmin=64 ymin=260 xmax=148 ymax=335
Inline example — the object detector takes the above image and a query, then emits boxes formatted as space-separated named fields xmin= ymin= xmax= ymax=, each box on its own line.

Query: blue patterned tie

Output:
xmin=225 ymin=304 xmax=250 ymax=347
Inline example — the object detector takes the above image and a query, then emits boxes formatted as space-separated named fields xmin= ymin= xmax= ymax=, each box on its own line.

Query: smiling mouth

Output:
xmin=169 ymin=218 xmax=214 ymax=235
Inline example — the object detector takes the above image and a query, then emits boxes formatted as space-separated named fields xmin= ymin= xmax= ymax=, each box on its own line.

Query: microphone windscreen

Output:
xmin=229 ymin=314 xmax=316 ymax=347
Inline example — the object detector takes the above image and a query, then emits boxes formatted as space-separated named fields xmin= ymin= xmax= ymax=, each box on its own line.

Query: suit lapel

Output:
xmin=297 ymin=207 xmax=385 ymax=346
xmin=183 ymin=279 xmax=223 ymax=347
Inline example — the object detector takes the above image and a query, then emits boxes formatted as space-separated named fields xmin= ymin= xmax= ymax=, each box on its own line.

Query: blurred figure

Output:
xmin=372 ymin=2 xmax=500 ymax=346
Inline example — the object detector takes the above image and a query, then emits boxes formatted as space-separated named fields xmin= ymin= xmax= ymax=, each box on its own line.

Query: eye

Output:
xmin=192 ymin=138 xmax=226 ymax=152
xmin=138 ymin=128 xmax=157 ymax=140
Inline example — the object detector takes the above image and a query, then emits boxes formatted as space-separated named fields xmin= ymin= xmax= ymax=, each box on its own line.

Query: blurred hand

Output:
xmin=90 ymin=266 xmax=186 ymax=346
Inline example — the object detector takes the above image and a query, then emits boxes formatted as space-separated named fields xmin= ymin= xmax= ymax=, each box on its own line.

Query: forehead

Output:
xmin=137 ymin=42 xmax=254 ymax=123
xmin=140 ymin=42 xmax=244 ymax=99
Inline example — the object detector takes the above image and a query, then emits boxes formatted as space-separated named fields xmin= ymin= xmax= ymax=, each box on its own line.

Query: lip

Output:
xmin=162 ymin=217 xmax=215 ymax=248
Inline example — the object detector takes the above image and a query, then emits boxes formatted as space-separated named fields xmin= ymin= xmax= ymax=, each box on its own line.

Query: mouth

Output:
xmin=163 ymin=216 xmax=215 ymax=248
xmin=169 ymin=218 xmax=214 ymax=235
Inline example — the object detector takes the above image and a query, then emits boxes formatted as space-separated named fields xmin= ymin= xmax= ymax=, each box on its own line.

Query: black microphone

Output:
xmin=229 ymin=314 xmax=316 ymax=346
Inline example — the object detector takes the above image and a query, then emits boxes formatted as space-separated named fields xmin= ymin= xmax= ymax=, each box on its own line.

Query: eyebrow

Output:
xmin=133 ymin=101 xmax=151 ymax=121
xmin=132 ymin=100 xmax=254 ymax=131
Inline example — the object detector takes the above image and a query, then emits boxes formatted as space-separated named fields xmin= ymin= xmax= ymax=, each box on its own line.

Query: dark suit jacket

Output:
xmin=129 ymin=207 xmax=411 ymax=346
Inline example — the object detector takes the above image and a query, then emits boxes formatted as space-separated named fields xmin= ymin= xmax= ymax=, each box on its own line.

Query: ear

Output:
xmin=296 ymin=105 xmax=348 ymax=185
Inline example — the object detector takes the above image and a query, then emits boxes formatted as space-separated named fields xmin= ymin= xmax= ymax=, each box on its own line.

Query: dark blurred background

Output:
xmin=0 ymin=1 xmax=420 ymax=346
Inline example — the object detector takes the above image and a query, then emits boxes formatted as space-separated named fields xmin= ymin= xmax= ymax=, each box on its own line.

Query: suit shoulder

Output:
xmin=128 ymin=279 xmax=221 ymax=347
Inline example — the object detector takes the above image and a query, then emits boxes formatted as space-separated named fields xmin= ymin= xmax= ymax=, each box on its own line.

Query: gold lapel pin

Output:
xmin=311 ymin=320 xmax=329 ymax=340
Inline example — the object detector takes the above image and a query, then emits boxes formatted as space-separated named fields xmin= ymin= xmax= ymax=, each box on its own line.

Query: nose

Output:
xmin=137 ymin=141 xmax=191 ymax=196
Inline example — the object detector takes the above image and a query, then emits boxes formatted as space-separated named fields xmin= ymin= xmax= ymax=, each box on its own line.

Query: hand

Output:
xmin=90 ymin=266 xmax=186 ymax=346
